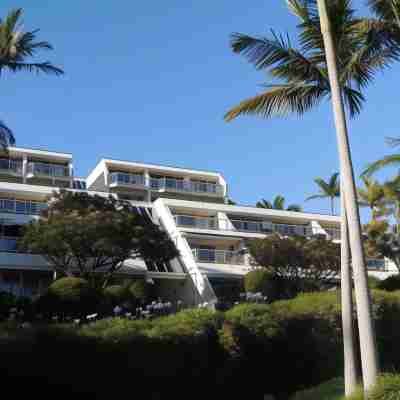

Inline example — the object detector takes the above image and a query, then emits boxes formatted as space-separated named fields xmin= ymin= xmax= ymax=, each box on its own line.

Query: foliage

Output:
xmin=368 ymin=231 xmax=400 ymax=271
xmin=306 ymin=172 xmax=340 ymax=215
xmin=128 ymin=279 xmax=149 ymax=304
xmin=244 ymin=269 xmax=279 ymax=301
xmin=363 ymin=219 xmax=390 ymax=258
xmin=248 ymin=234 xmax=340 ymax=295
xmin=0 ymin=8 xmax=63 ymax=76
xmin=368 ymin=276 xmax=382 ymax=289
xmin=358 ymin=177 xmax=389 ymax=219
xmin=0 ymin=291 xmax=16 ymax=316
xmin=0 ymin=121 xmax=15 ymax=151
xmin=20 ymin=191 xmax=179 ymax=286
xmin=256 ymin=195 xmax=302 ymax=212
xmin=35 ymin=277 xmax=101 ymax=317
xmin=377 ymin=274 xmax=400 ymax=291
xmin=224 ymin=0 xmax=399 ymax=122
xmin=103 ymin=285 xmax=131 ymax=307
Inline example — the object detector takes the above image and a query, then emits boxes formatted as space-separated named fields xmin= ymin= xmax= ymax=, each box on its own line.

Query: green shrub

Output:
xmin=0 ymin=291 xmax=17 ymax=316
xmin=377 ymin=275 xmax=400 ymax=292
xmin=103 ymin=285 xmax=131 ymax=307
xmin=368 ymin=276 xmax=381 ymax=289
xmin=244 ymin=269 xmax=279 ymax=300
xmin=128 ymin=279 xmax=148 ymax=304
xmin=368 ymin=373 xmax=400 ymax=400
xmin=35 ymin=277 xmax=101 ymax=317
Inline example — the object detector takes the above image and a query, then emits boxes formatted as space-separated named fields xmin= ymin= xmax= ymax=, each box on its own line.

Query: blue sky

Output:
xmin=0 ymin=1 xmax=399 ymax=219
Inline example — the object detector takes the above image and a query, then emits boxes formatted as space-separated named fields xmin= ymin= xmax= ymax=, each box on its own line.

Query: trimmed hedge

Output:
xmin=2 ymin=290 xmax=400 ymax=400
xmin=377 ymin=275 xmax=400 ymax=292
xmin=35 ymin=277 xmax=101 ymax=317
xmin=244 ymin=269 xmax=278 ymax=300
xmin=291 ymin=374 xmax=400 ymax=400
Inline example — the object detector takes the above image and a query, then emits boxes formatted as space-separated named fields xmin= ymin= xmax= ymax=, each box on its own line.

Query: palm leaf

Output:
xmin=5 ymin=61 xmax=63 ymax=75
xmin=363 ymin=154 xmax=400 ymax=176
xmin=225 ymin=83 xmax=326 ymax=121
xmin=0 ymin=120 xmax=15 ymax=151
xmin=305 ymin=194 xmax=328 ymax=201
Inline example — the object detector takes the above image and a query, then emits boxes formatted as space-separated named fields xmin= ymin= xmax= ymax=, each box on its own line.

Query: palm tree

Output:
xmin=363 ymin=137 xmax=400 ymax=176
xmin=368 ymin=0 xmax=400 ymax=28
xmin=224 ymin=0 xmax=394 ymax=392
xmin=357 ymin=176 xmax=388 ymax=219
xmin=0 ymin=9 xmax=63 ymax=76
xmin=256 ymin=195 xmax=302 ymax=212
xmin=0 ymin=120 xmax=15 ymax=150
xmin=306 ymin=172 xmax=340 ymax=215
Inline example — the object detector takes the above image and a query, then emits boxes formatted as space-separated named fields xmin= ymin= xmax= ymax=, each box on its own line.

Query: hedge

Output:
xmin=377 ymin=275 xmax=400 ymax=292
xmin=291 ymin=374 xmax=400 ymax=400
xmin=1 ymin=290 xmax=400 ymax=400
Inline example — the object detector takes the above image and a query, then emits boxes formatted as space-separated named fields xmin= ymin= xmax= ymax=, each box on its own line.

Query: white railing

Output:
xmin=27 ymin=162 xmax=70 ymax=178
xmin=151 ymin=177 xmax=223 ymax=195
xmin=174 ymin=214 xmax=313 ymax=237
xmin=192 ymin=248 xmax=245 ymax=265
xmin=0 ymin=158 xmax=22 ymax=174
xmin=0 ymin=198 xmax=47 ymax=215
xmin=109 ymin=172 xmax=145 ymax=186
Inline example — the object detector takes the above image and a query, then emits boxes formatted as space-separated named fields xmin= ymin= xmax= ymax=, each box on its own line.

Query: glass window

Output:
xmin=15 ymin=201 xmax=26 ymax=214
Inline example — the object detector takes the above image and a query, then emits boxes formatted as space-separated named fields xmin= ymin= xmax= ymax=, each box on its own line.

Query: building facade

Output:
xmin=0 ymin=147 xmax=396 ymax=305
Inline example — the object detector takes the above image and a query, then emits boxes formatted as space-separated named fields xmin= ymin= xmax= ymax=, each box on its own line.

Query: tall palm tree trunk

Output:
xmin=317 ymin=0 xmax=378 ymax=391
xmin=331 ymin=196 xmax=335 ymax=215
xmin=341 ymin=182 xmax=358 ymax=396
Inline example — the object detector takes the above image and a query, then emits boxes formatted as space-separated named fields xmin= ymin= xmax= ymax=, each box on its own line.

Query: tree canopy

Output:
xmin=20 ymin=191 xmax=179 ymax=286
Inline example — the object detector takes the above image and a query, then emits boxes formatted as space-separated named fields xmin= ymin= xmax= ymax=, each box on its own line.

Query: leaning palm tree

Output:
xmin=256 ymin=195 xmax=302 ymax=211
xmin=0 ymin=8 xmax=63 ymax=76
xmin=224 ymin=0 xmax=396 ymax=392
xmin=306 ymin=172 xmax=340 ymax=215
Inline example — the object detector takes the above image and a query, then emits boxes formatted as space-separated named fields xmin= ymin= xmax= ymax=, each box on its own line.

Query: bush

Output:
xmin=128 ymin=279 xmax=148 ymax=305
xmin=103 ymin=285 xmax=131 ymax=307
xmin=377 ymin=275 xmax=400 ymax=292
xmin=0 ymin=291 xmax=17 ymax=317
xmin=368 ymin=276 xmax=381 ymax=289
xmin=244 ymin=269 xmax=279 ymax=301
xmin=35 ymin=277 xmax=101 ymax=317
xmin=290 ymin=374 xmax=400 ymax=400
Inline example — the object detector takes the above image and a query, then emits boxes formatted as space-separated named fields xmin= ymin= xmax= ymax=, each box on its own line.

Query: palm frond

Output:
xmin=0 ymin=120 xmax=15 ymax=151
xmin=273 ymin=195 xmax=285 ymax=210
xmin=363 ymin=154 xmax=400 ymax=176
xmin=341 ymin=86 xmax=365 ymax=117
xmin=305 ymin=194 xmax=327 ymax=201
xmin=368 ymin=0 xmax=400 ymax=23
xmin=5 ymin=61 xmax=63 ymax=75
xmin=225 ymin=83 xmax=326 ymax=121
xmin=385 ymin=136 xmax=400 ymax=147
xmin=287 ymin=204 xmax=302 ymax=212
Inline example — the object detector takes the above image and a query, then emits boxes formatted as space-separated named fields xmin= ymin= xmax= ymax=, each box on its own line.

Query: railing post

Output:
xmin=22 ymin=155 xmax=27 ymax=184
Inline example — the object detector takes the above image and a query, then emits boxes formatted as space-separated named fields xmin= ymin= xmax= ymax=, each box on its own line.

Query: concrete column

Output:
xmin=69 ymin=162 xmax=74 ymax=188
xmin=183 ymin=176 xmax=191 ymax=192
xmin=104 ymin=166 xmax=110 ymax=189
xmin=22 ymin=154 xmax=27 ymax=184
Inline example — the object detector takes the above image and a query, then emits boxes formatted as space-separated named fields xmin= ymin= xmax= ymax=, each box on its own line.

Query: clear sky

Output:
xmin=0 ymin=1 xmax=399 ymax=219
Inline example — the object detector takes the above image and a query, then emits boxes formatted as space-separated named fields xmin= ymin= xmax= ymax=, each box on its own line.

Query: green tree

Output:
xmin=256 ymin=195 xmax=302 ymax=212
xmin=306 ymin=172 xmax=340 ymax=215
xmin=224 ymin=0 xmax=396 ymax=392
xmin=20 ymin=191 xmax=179 ymax=287
xmin=357 ymin=176 xmax=389 ymax=220
xmin=0 ymin=120 xmax=15 ymax=150
xmin=248 ymin=233 xmax=340 ymax=295
xmin=0 ymin=8 xmax=63 ymax=76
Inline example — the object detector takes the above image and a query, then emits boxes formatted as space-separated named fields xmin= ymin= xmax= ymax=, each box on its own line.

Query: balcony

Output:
xmin=109 ymin=172 xmax=146 ymax=189
xmin=174 ymin=214 xmax=313 ymax=237
xmin=192 ymin=248 xmax=245 ymax=265
xmin=151 ymin=177 xmax=223 ymax=197
xmin=0 ymin=198 xmax=47 ymax=215
xmin=0 ymin=158 xmax=23 ymax=176
xmin=26 ymin=162 xmax=70 ymax=180
xmin=366 ymin=258 xmax=387 ymax=271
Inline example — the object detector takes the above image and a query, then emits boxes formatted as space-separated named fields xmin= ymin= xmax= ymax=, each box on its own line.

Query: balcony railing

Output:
xmin=0 ymin=158 xmax=22 ymax=175
xmin=192 ymin=248 xmax=245 ymax=265
xmin=0 ymin=198 xmax=47 ymax=215
xmin=151 ymin=177 xmax=223 ymax=196
xmin=366 ymin=258 xmax=388 ymax=271
xmin=174 ymin=214 xmax=314 ymax=237
xmin=109 ymin=172 xmax=145 ymax=186
xmin=27 ymin=162 xmax=70 ymax=178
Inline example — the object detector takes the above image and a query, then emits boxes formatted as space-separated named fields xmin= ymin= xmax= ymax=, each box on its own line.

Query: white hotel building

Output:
xmin=0 ymin=146 xmax=396 ymax=306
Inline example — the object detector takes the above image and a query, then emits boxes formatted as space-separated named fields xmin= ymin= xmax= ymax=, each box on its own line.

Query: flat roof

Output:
xmin=5 ymin=146 xmax=72 ymax=160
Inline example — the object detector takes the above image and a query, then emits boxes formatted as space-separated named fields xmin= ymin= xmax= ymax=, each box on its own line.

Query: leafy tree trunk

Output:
xmin=317 ymin=0 xmax=378 ymax=391
xmin=341 ymin=184 xmax=358 ymax=396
